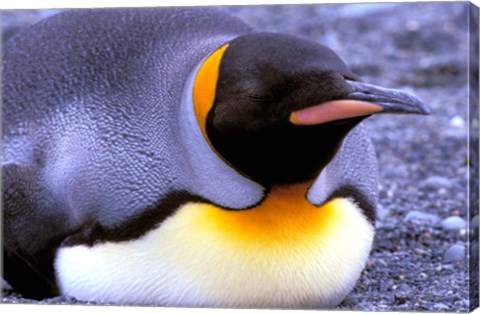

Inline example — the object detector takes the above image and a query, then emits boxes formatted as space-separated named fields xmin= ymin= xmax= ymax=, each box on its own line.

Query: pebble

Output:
xmin=441 ymin=216 xmax=467 ymax=231
xmin=404 ymin=210 xmax=440 ymax=225
xmin=420 ymin=176 xmax=453 ymax=190
xmin=418 ymin=272 xmax=428 ymax=280
xmin=376 ymin=205 xmax=390 ymax=221
xmin=443 ymin=243 xmax=465 ymax=263
xmin=449 ymin=116 xmax=466 ymax=128
xmin=415 ymin=248 xmax=430 ymax=256
xmin=396 ymin=283 xmax=412 ymax=294
xmin=434 ymin=302 xmax=450 ymax=311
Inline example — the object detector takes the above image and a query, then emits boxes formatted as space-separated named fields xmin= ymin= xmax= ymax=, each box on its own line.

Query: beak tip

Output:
xmin=416 ymin=99 xmax=431 ymax=115
xmin=415 ymin=102 xmax=431 ymax=116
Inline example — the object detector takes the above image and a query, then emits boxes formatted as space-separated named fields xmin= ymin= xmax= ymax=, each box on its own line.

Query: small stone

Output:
xmin=450 ymin=116 xmax=466 ymax=128
xmin=404 ymin=210 xmax=440 ymax=225
xmin=434 ymin=303 xmax=450 ymax=311
xmin=418 ymin=272 xmax=428 ymax=279
xmin=443 ymin=243 xmax=465 ymax=263
xmin=376 ymin=205 xmax=390 ymax=221
xmin=415 ymin=248 xmax=430 ymax=256
xmin=394 ymin=294 xmax=408 ymax=305
xmin=377 ymin=258 xmax=388 ymax=267
xmin=421 ymin=176 xmax=453 ymax=190
xmin=397 ymin=283 xmax=412 ymax=293
xmin=441 ymin=216 xmax=467 ymax=231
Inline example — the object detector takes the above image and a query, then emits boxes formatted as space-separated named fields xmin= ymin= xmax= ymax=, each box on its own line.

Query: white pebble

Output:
xmin=421 ymin=176 xmax=453 ymax=190
xmin=441 ymin=216 xmax=467 ymax=231
xmin=450 ymin=116 xmax=465 ymax=128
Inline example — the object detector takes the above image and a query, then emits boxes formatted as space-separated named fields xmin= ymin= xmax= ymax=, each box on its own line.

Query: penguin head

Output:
xmin=193 ymin=32 xmax=429 ymax=186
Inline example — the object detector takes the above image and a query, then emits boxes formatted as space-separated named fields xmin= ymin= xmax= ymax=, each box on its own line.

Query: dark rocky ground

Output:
xmin=1 ymin=2 xmax=479 ymax=312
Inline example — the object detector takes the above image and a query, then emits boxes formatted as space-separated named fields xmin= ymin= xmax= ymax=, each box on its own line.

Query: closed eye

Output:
xmin=243 ymin=93 xmax=269 ymax=103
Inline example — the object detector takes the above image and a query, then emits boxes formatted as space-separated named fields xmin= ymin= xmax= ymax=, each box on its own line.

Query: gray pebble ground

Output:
xmin=1 ymin=2 xmax=479 ymax=312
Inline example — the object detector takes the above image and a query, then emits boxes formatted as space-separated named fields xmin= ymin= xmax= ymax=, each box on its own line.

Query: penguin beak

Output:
xmin=290 ymin=80 xmax=430 ymax=126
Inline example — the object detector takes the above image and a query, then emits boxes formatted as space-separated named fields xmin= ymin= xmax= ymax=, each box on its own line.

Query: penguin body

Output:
xmin=2 ymin=7 xmax=428 ymax=307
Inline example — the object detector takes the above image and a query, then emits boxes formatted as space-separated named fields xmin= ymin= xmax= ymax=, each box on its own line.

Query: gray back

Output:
xmin=3 ymin=8 xmax=257 ymax=229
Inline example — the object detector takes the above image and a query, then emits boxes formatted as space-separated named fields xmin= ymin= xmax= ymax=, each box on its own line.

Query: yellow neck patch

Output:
xmin=152 ymin=185 xmax=374 ymax=307
xmin=175 ymin=182 xmax=345 ymax=246
xmin=193 ymin=44 xmax=229 ymax=141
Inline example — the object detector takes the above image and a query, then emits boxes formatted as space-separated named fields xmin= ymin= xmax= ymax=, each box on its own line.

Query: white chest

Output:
xmin=55 ymin=197 xmax=374 ymax=308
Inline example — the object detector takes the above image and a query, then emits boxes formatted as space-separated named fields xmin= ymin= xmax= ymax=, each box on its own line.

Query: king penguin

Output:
xmin=2 ymin=7 xmax=429 ymax=308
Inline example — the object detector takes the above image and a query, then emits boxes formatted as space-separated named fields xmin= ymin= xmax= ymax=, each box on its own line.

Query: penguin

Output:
xmin=2 ymin=7 xmax=429 ymax=308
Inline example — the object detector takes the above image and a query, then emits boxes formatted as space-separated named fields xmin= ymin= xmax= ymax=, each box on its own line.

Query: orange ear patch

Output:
xmin=193 ymin=44 xmax=229 ymax=140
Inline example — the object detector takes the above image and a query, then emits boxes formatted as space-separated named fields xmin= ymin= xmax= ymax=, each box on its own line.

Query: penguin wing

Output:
xmin=2 ymin=162 xmax=80 ymax=298
xmin=2 ymin=75 xmax=80 ymax=298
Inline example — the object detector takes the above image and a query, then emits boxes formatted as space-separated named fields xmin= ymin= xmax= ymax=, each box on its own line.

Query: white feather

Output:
xmin=55 ymin=198 xmax=373 ymax=308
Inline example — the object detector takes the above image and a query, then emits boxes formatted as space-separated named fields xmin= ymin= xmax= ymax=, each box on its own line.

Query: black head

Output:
xmin=193 ymin=33 xmax=429 ymax=186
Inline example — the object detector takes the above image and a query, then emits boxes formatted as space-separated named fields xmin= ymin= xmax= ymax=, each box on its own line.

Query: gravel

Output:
xmin=1 ymin=2 xmax=478 ymax=312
